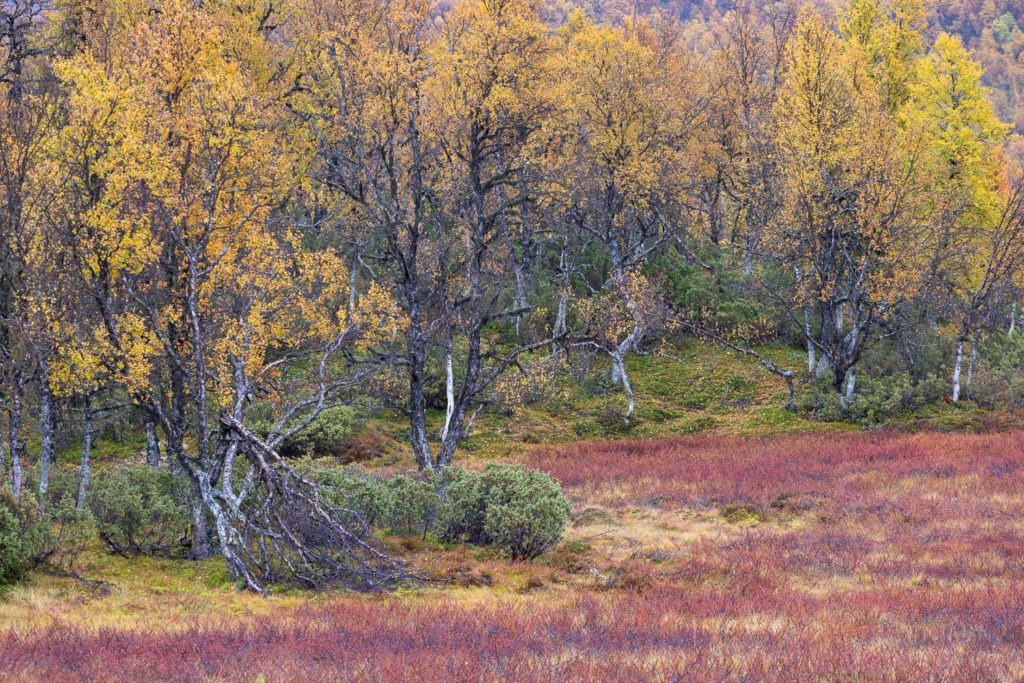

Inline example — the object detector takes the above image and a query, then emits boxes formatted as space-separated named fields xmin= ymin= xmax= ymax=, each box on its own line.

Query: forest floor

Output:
xmin=2 ymin=346 xmax=1024 ymax=681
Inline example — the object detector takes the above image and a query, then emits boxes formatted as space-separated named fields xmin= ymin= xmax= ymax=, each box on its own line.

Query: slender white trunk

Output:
xmin=803 ymin=305 xmax=815 ymax=373
xmin=347 ymin=251 xmax=359 ymax=318
xmin=952 ymin=338 xmax=964 ymax=403
xmin=440 ymin=336 xmax=455 ymax=442
xmin=38 ymin=364 xmax=55 ymax=509
xmin=554 ymin=290 xmax=568 ymax=337
xmin=9 ymin=372 xmax=23 ymax=499
xmin=965 ymin=337 xmax=978 ymax=399
xmin=1010 ymin=302 xmax=1017 ymax=336
xmin=513 ymin=269 xmax=528 ymax=339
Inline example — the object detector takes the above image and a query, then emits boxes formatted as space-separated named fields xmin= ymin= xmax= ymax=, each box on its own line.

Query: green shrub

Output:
xmin=312 ymin=463 xmax=569 ymax=558
xmin=315 ymin=467 xmax=388 ymax=528
xmin=380 ymin=474 xmax=440 ymax=538
xmin=0 ymin=491 xmax=54 ymax=586
xmin=88 ymin=466 xmax=190 ymax=558
xmin=0 ymin=494 xmax=34 ymax=586
xmin=314 ymin=467 xmax=440 ymax=537
xmin=440 ymin=464 xmax=570 ymax=560
xmin=285 ymin=407 xmax=357 ymax=457
xmin=798 ymin=371 xmax=944 ymax=426
xmin=437 ymin=467 xmax=488 ymax=545
xmin=654 ymin=248 xmax=780 ymax=344
xmin=480 ymin=465 xmax=571 ymax=560
xmin=36 ymin=493 xmax=95 ymax=572
xmin=973 ymin=334 xmax=1024 ymax=408
xmin=252 ymin=406 xmax=357 ymax=458
xmin=847 ymin=374 xmax=912 ymax=426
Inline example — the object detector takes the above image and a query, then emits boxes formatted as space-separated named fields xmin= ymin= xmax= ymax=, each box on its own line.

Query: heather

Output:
xmin=2 ymin=431 xmax=1024 ymax=681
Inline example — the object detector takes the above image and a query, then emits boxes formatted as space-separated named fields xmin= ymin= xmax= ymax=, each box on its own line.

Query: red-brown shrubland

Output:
xmin=3 ymin=431 xmax=1024 ymax=681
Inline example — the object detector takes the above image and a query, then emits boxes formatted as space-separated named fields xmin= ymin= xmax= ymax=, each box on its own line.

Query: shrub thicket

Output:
xmin=88 ymin=466 xmax=190 ymax=558
xmin=313 ymin=464 xmax=570 ymax=559
xmin=252 ymin=407 xmax=358 ymax=459
xmin=0 ymin=491 xmax=68 ymax=585
xmin=439 ymin=464 xmax=570 ymax=560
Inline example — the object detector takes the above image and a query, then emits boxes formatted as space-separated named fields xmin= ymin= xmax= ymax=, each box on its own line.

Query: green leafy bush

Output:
xmin=973 ymin=334 xmax=1024 ymax=408
xmin=440 ymin=464 xmax=570 ymax=560
xmin=380 ymin=475 xmax=440 ymax=538
xmin=315 ymin=468 xmax=388 ymax=528
xmin=437 ymin=467 xmax=488 ymax=545
xmin=314 ymin=467 xmax=440 ymax=537
xmin=252 ymin=406 xmax=357 ymax=458
xmin=88 ymin=466 xmax=190 ymax=558
xmin=313 ymin=463 xmax=569 ymax=558
xmin=654 ymin=248 xmax=779 ymax=343
xmin=0 ymin=490 xmax=62 ymax=585
xmin=37 ymin=493 xmax=95 ymax=572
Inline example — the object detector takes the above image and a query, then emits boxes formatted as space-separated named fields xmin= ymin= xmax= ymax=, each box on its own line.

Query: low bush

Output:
xmin=313 ymin=468 xmax=439 ymax=538
xmin=313 ymin=463 xmax=570 ymax=559
xmin=437 ymin=467 xmax=488 ymax=545
xmin=88 ymin=466 xmax=190 ymax=558
xmin=36 ymin=493 xmax=94 ymax=572
xmin=439 ymin=464 xmax=570 ymax=560
xmin=0 ymin=492 xmax=37 ymax=586
xmin=973 ymin=334 xmax=1024 ymax=408
xmin=253 ymin=407 xmax=358 ymax=459
xmin=798 ymin=371 xmax=947 ymax=426
xmin=380 ymin=475 xmax=440 ymax=538
xmin=315 ymin=468 xmax=388 ymax=529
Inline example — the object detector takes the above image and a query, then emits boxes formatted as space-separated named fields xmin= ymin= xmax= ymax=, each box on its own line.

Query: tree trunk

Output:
xmin=513 ymin=267 xmax=529 ymax=339
xmin=145 ymin=416 xmax=161 ymax=468
xmin=803 ymin=304 xmax=815 ymax=374
xmin=8 ymin=370 xmax=23 ymax=499
xmin=965 ymin=336 xmax=978 ymax=400
xmin=552 ymin=245 xmax=570 ymax=358
xmin=844 ymin=367 xmax=856 ymax=406
xmin=347 ymin=248 xmax=359 ymax=318
xmin=1011 ymin=301 xmax=1017 ymax=337
xmin=188 ymin=481 xmax=213 ymax=559
xmin=37 ymin=364 xmax=55 ymax=509
xmin=610 ymin=350 xmax=635 ymax=425
xmin=406 ymin=296 xmax=434 ymax=472
xmin=77 ymin=395 xmax=93 ymax=509
xmin=440 ymin=334 xmax=455 ymax=443
xmin=951 ymin=337 xmax=964 ymax=403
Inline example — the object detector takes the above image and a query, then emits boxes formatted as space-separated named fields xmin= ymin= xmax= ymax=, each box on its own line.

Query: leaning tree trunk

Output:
xmin=202 ymin=414 xmax=407 ymax=593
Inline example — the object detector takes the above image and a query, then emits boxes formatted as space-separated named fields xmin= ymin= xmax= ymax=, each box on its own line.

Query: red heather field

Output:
xmin=3 ymin=431 xmax=1024 ymax=682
